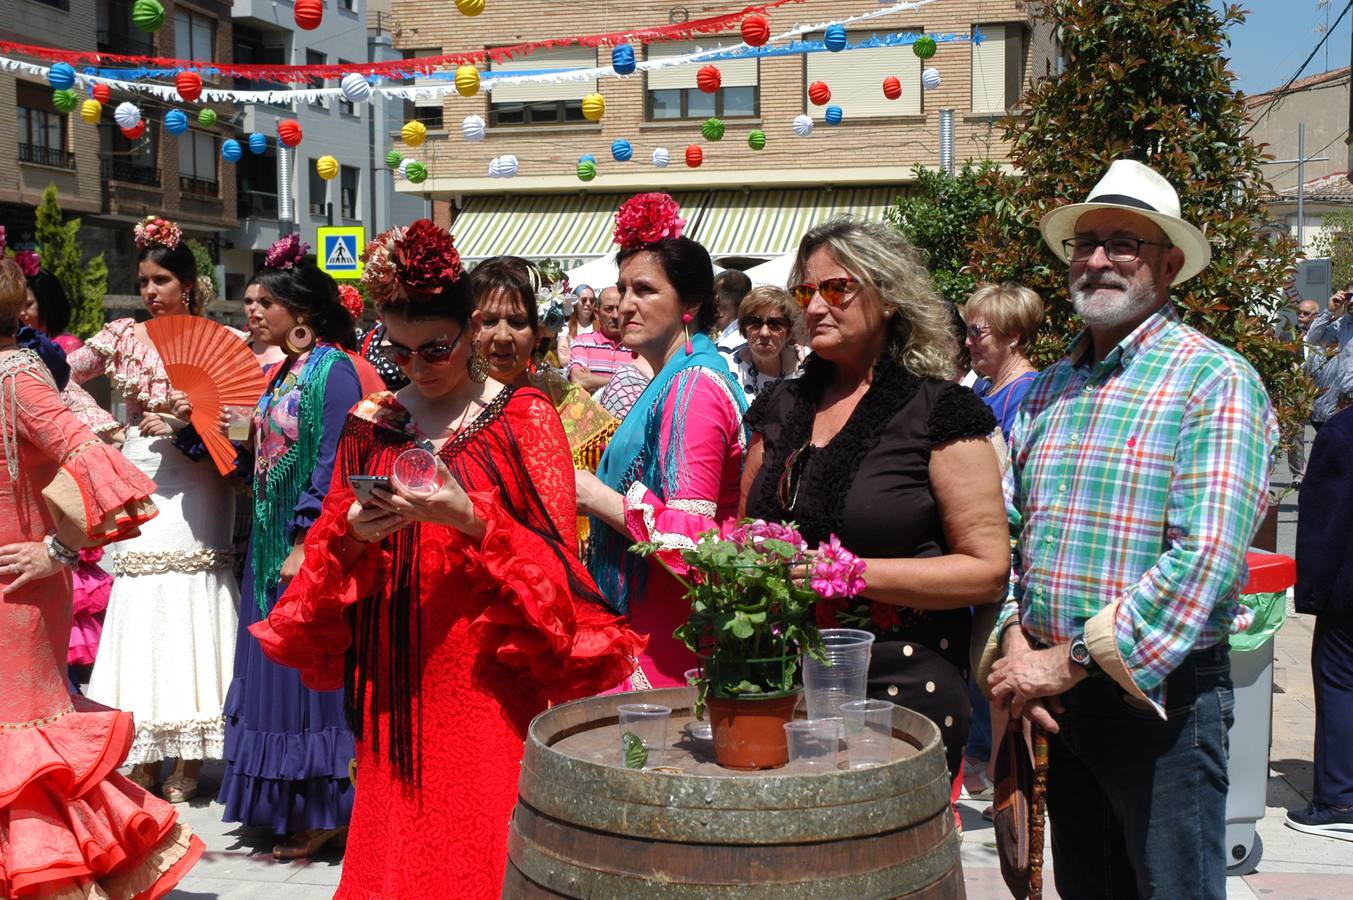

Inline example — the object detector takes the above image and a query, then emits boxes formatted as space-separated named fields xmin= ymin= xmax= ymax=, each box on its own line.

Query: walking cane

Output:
xmin=1028 ymin=727 xmax=1049 ymax=900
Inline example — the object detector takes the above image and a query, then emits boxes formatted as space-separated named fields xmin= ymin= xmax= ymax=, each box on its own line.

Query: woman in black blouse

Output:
xmin=741 ymin=219 xmax=1008 ymax=779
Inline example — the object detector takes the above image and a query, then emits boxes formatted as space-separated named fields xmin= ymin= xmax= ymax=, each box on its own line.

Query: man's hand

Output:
xmin=989 ymin=644 xmax=1087 ymax=733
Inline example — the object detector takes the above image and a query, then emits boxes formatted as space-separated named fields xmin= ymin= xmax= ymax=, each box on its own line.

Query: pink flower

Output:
xmin=133 ymin=215 xmax=181 ymax=251
xmin=264 ymin=233 xmax=309 ymax=270
xmin=746 ymin=519 xmax=806 ymax=551
xmin=613 ymin=192 xmax=686 ymax=249
xmin=13 ymin=250 xmax=40 ymax=278
xmin=0 ymin=225 xmax=7 ymax=253
xmin=810 ymin=534 xmax=867 ymax=599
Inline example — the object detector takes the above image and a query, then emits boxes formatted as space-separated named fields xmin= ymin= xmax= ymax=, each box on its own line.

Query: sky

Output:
xmin=1224 ymin=0 xmax=1353 ymax=95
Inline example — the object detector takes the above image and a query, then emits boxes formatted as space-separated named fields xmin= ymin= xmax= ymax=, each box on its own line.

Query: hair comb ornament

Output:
xmin=133 ymin=215 xmax=183 ymax=251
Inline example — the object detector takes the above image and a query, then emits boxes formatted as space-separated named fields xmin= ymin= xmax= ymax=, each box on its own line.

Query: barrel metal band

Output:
xmin=112 ymin=548 xmax=236 ymax=576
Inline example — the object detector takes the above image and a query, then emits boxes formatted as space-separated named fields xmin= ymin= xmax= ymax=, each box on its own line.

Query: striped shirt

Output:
xmin=997 ymin=304 xmax=1277 ymax=713
xmin=567 ymin=331 xmax=631 ymax=380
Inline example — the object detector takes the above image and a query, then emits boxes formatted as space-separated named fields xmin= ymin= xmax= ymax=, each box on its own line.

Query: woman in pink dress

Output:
xmin=576 ymin=194 xmax=747 ymax=687
xmin=0 ymin=257 xmax=203 ymax=897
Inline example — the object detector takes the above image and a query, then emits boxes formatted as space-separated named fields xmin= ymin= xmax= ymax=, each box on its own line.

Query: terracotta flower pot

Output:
xmin=705 ymin=691 xmax=801 ymax=770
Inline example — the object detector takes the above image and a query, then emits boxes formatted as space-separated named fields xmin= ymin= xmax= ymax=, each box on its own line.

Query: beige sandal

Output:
xmin=272 ymin=827 xmax=347 ymax=861
xmin=161 ymin=773 xmax=198 ymax=803
xmin=125 ymin=764 xmax=157 ymax=791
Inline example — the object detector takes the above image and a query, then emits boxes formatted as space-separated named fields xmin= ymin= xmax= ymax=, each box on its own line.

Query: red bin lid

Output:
xmin=1244 ymin=551 xmax=1296 ymax=594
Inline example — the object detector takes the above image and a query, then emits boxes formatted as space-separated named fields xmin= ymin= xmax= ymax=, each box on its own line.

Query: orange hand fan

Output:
xmin=144 ymin=315 xmax=267 ymax=476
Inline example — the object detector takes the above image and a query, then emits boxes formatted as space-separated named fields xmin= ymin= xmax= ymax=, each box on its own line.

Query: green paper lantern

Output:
xmin=52 ymin=89 xmax=78 ymax=113
xmin=748 ymin=129 xmax=766 ymax=151
xmin=913 ymin=35 xmax=937 ymax=60
xmin=576 ymin=159 xmax=597 ymax=182
xmin=132 ymin=0 xmax=166 ymax=32
xmin=197 ymin=108 xmax=217 ymax=127
xmin=405 ymin=161 xmax=428 ymax=184
xmin=701 ymin=117 xmax=726 ymax=142
xmin=385 ymin=150 xmax=403 ymax=168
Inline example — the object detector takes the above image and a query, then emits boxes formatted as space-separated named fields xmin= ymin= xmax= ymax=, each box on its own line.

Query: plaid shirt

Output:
xmin=997 ymin=305 xmax=1277 ymax=714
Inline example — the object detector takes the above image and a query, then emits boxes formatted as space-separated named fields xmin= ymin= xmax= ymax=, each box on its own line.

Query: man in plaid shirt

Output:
xmin=982 ymin=160 xmax=1277 ymax=898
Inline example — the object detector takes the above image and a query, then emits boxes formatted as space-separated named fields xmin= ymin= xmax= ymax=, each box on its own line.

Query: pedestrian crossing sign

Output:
xmin=317 ymin=226 xmax=364 ymax=279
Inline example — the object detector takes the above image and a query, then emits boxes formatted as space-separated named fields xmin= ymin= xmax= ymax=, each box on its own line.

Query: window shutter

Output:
xmin=971 ymin=24 xmax=1008 ymax=114
xmin=411 ymin=49 xmax=445 ymax=109
xmin=490 ymin=46 xmax=599 ymax=103
xmin=647 ymin=38 xmax=757 ymax=90
xmin=805 ymin=31 xmax=920 ymax=118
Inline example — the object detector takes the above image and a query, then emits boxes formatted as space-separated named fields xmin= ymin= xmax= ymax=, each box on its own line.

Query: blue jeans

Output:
xmin=1046 ymin=644 xmax=1234 ymax=900
xmin=966 ymin=673 xmax=992 ymax=761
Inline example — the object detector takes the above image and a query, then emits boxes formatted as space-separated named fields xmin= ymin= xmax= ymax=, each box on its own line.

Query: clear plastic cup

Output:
xmin=842 ymin=698 xmax=894 ymax=769
xmin=223 ymin=404 xmax=253 ymax=442
xmin=802 ymin=628 xmax=876 ymax=722
xmin=392 ymin=447 xmax=442 ymax=496
xmin=617 ymin=703 xmax=670 ymax=769
xmin=682 ymin=669 xmax=712 ymax=741
xmin=784 ymin=719 xmax=840 ymax=773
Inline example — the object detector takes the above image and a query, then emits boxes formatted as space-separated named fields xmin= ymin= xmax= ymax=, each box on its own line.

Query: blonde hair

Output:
xmin=790 ymin=218 xmax=957 ymax=379
xmin=738 ymin=285 xmax=804 ymax=344
xmin=0 ymin=258 xmax=27 ymax=336
xmin=965 ymin=282 xmax=1044 ymax=354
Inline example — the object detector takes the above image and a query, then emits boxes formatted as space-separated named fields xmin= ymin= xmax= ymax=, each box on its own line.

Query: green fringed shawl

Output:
xmin=251 ymin=345 xmax=345 ymax=615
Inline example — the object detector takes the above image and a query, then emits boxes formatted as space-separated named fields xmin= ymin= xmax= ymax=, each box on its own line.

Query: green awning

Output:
xmin=687 ymin=187 xmax=903 ymax=258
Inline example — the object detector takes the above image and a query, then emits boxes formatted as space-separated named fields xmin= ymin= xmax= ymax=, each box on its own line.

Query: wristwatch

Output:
xmin=1069 ymin=634 xmax=1097 ymax=672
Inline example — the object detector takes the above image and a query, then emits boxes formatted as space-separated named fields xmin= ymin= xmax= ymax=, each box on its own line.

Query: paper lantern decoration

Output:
xmin=398 ymin=158 xmax=413 ymax=179
xmin=747 ymin=129 xmax=766 ymax=150
xmin=696 ymin=65 xmax=721 ymax=94
xmin=741 ymin=14 xmax=770 ymax=47
xmin=496 ymin=155 xmax=518 ymax=178
xmin=455 ymin=65 xmax=480 ymax=97
xmin=486 ymin=158 xmax=501 ymax=178
xmin=883 ymin=76 xmax=902 ymax=100
xmin=401 ymin=120 xmax=427 ymax=147
xmin=121 ymin=121 xmax=146 ymax=140
xmin=579 ymin=154 xmax=596 ymax=164
xmin=652 ymin=147 xmax=670 ymax=168
xmin=912 ymin=35 xmax=937 ymax=60
xmin=317 ymin=156 xmax=339 ymax=180
xmin=197 ymin=108 xmax=217 ymax=127
xmin=164 ymin=109 xmax=188 ymax=135
xmin=808 ymin=81 xmax=831 ymax=106
xmin=47 ymin=63 xmax=76 ymax=91
xmin=248 ymin=132 xmax=267 ymax=154
xmin=824 ymin=105 xmax=843 ymax=126
xmin=581 ymin=93 xmax=606 ymax=122
xmin=221 ymin=139 xmax=242 ymax=163
xmin=461 ymin=114 xmax=486 ymax=142
xmin=176 ymin=71 xmax=202 ymax=102
xmin=91 ymin=83 xmax=111 ymax=104
xmin=406 ymin=162 xmax=429 ymax=184
xmin=824 ymin=24 xmax=847 ymax=52
xmin=701 ymin=117 xmax=725 ymax=142
xmin=577 ymin=159 xmax=597 ymax=182
xmin=52 ymin=90 xmax=78 ymax=113
xmin=385 ymin=150 xmax=403 ymax=168
xmin=277 ymin=119 xmax=302 ymax=147
xmin=611 ymin=139 xmax=633 ymax=162
xmin=294 ymin=0 xmax=322 ymax=30
xmin=685 ymin=144 xmax=703 ymax=168
xmin=114 ymin=102 xmax=142 ymax=129
xmin=341 ymin=73 xmax=372 ymax=104
xmin=792 ymin=114 xmax=813 ymax=137
xmin=131 ymin=0 xmax=165 ymax=32
xmin=80 ymin=100 xmax=102 ymax=124
xmin=922 ymin=67 xmax=941 ymax=90
xmin=612 ymin=44 xmax=636 ymax=76
xmin=455 ymin=0 xmax=484 ymax=15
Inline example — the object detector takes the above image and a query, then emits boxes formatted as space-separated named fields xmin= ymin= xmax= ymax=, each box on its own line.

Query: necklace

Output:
xmin=989 ymin=359 xmax=1035 ymax=393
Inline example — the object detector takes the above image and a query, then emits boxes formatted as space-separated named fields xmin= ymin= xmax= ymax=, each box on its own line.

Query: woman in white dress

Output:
xmin=70 ymin=216 xmax=239 ymax=801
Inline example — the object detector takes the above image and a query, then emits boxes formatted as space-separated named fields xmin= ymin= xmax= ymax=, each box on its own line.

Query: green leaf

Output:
xmin=621 ymin=731 xmax=649 ymax=769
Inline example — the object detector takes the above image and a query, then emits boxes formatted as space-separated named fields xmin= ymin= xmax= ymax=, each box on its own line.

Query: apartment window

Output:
xmin=174 ymin=9 xmax=215 ymax=62
xmin=178 ymin=131 xmax=218 ymax=195
xmin=16 ymin=83 xmax=73 ymax=169
xmin=235 ymin=24 xmax=289 ymax=94
xmin=647 ymin=39 xmax=757 ymax=120
xmin=308 ymin=160 xmax=327 ymax=216
xmin=805 ymin=30 xmax=921 ymax=119
xmin=31 ymin=0 xmax=71 ymax=10
xmin=489 ymin=45 xmax=595 ymax=126
xmin=405 ymin=49 xmax=448 ymax=129
xmin=971 ymin=23 xmax=1026 ymax=115
xmin=101 ymin=121 xmax=159 ymax=185
xmin=99 ymin=0 xmax=155 ymax=55
xmin=338 ymin=0 xmax=356 ymax=11
xmin=340 ymin=166 xmax=359 ymax=220
xmin=307 ymin=50 xmax=329 ymax=109
xmin=237 ymin=149 xmax=278 ymax=218
xmin=338 ymin=59 xmax=359 ymax=117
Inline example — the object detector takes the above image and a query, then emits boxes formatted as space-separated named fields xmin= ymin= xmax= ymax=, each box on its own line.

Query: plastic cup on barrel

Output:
xmin=617 ymin=703 xmax=670 ymax=769
xmin=842 ymin=698 xmax=894 ymax=769
xmin=784 ymin=720 xmax=840 ymax=773
xmin=802 ymin=628 xmax=876 ymax=721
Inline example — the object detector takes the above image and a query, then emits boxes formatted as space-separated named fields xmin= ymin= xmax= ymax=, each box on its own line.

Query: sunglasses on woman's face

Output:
xmin=789 ymin=276 xmax=859 ymax=309
xmin=743 ymin=316 xmax=790 ymax=333
xmin=379 ymin=330 xmax=463 ymax=366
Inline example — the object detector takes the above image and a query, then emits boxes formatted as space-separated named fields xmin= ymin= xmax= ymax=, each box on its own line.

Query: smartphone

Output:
xmin=348 ymin=475 xmax=392 ymax=506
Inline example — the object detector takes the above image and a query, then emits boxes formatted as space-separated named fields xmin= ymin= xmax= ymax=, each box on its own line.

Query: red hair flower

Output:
xmin=14 ymin=249 xmax=40 ymax=278
xmin=338 ymin=284 xmax=365 ymax=319
xmin=264 ymin=233 xmax=309 ymax=270
xmin=388 ymin=219 xmax=463 ymax=302
xmin=613 ymin=192 xmax=686 ymax=249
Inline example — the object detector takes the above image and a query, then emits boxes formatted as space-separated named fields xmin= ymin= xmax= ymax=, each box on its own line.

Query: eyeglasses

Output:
xmin=743 ymin=316 xmax=790 ymax=333
xmin=789 ymin=276 xmax=860 ymax=309
xmin=776 ymin=441 xmax=816 ymax=511
xmin=965 ymin=324 xmax=992 ymax=342
xmin=379 ymin=330 xmax=463 ymax=366
xmin=1062 ymin=237 xmax=1171 ymax=263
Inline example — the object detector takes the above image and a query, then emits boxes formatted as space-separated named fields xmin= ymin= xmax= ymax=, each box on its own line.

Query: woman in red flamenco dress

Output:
xmin=249 ymin=220 xmax=644 ymax=899
xmin=0 ymin=258 xmax=203 ymax=899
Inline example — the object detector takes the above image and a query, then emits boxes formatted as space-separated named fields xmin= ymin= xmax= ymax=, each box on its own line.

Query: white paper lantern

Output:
xmin=651 ymin=147 xmax=670 ymax=168
xmin=461 ymin=114 xmax=486 ymax=142
xmin=340 ymin=73 xmax=373 ymax=103
xmin=487 ymin=157 xmax=501 ymax=178
xmin=792 ymin=114 xmax=814 ymax=137
xmin=496 ymin=154 xmax=518 ymax=178
xmin=922 ymin=67 xmax=941 ymax=90
xmin=113 ymin=101 xmax=142 ymax=129
xmin=398 ymin=157 xmax=413 ymax=179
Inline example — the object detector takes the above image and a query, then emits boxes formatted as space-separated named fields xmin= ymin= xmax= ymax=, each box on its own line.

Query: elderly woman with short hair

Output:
xmin=726 ymin=285 xmax=803 ymax=403
xmin=963 ymin=282 xmax=1045 ymax=442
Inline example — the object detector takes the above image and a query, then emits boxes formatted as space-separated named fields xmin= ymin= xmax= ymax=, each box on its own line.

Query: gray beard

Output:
xmin=1070 ymin=273 xmax=1160 ymax=329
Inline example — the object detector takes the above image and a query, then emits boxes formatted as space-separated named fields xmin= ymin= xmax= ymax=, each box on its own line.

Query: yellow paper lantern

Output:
xmin=316 ymin=155 xmax=339 ymax=180
xmin=80 ymin=99 xmax=103 ymax=124
xmin=454 ymin=65 xmax=480 ymax=98
xmin=401 ymin=120 xmax=428 ymax=147
xmin=581 ymin=92 xmax=606 ymax=122
xmin=455 ymin=0 xmax=484 ymax=15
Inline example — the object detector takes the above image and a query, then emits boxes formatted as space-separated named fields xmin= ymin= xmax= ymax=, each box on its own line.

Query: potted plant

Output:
xmin=636 ymin=519 xmax=867 ymax=770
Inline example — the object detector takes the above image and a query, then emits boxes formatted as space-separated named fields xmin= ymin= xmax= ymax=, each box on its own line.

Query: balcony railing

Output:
xmin=97 ymin=30 xmax=154 ymax=56
xmin=102 ymin=158 xmax=160 ymax=187
xmin=238 ymin=191 xmax=279 ymax=219
xmin=18 ymin=143 xmax=75 ymax=169
xmin=180 ymin=176 xmax=220 ymax=197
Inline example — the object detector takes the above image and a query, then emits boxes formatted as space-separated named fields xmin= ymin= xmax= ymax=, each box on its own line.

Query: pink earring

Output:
xmin=681 ymin=312 xmax=694 ymax=355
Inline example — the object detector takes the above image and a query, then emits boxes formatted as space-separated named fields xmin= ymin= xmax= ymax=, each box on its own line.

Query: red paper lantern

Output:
xmin=696 ymin=65 xmax=721 ymax=94
xmin=176 ymin=71 xmax=202 ymax=102
xmin=91 ymin=83 xmax=111 ymax=104
xmin=294 ymin=0 xmax=323 ymax=30
xmin=741 ymin=14 xmax=771 ymax=47
xmin=882 ymin=76 xmax=902 ymax=100
xmin=277 ymin=119 xmax=303 ymax=147
xmin=120 ymin=121 xmax=146 ymax=140
xmin=808 ymin=81 xmax=831 ymax=106
xmin=685 ymin=144 xmax=703 ymax=168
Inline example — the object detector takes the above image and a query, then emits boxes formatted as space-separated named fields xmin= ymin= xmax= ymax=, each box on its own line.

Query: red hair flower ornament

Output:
xmin=613 ymin=192 xmax=686 ymax=249
xmin=264 ymin=233 xmax=309 ymax=270
xmin=14 ymin=250 xmax=40 ymax=278
xmin=133 ymin=215 xmax=182 ymax=251
xmin=361 ymin=219 xmax=463 ymax=307
xmin=338 ymin=284 xmax=365 ymax=319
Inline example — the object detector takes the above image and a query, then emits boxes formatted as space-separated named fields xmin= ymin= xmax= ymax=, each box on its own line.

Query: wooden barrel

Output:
xmin=504 ymin=687 xmax=964 ymax=899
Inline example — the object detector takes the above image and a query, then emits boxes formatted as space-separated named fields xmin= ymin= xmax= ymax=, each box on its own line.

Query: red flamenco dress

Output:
xmin=0 ymin=348 xmax=204 ymax=898
xmin=250 ymin=386 xmax=644 ymax=900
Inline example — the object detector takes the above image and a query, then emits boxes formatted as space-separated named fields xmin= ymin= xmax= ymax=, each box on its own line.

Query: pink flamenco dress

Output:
xmin=0 ymin=347 xmax=203 ymax=898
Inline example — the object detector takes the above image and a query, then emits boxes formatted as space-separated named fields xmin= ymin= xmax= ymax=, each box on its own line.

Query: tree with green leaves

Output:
xmin=33 ymin=184 xmax=108 ymax=339
xmin=968 ymin=0 xmax=1311 ymax=450
xmin=1311 ymin=207 xmax=1353 ymax=291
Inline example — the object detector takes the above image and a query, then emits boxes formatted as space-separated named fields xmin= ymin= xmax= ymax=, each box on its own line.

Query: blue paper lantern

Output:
xmin=579 ymin=153 xmax=596 ymax=164
xmin=612 ymin=44 xmax=636 ymax=76
xmin=221 ymin=139 xmax=242 ymax=162
xmin=611 ymin=139 xmax=633 ymax=162
xmin=248 ymin=132 xmax=267 ymax=154
xmin=164 ymin=109 xmax=188 ymax=135
xmin=824 ymin=104 xmax=843 ymax=125
xmin=47 ymin=62 xmax=76 ymax=91
xmin=824 ymin=24 xmax=847 ymax=52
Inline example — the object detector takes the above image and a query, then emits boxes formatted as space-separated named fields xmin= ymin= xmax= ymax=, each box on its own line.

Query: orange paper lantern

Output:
xmin=685 ymin=144 xmax=703 ymax=168
xmin=277 ymin=119 xmax=303 ymax=147
xmin=176 ymin=71 xmax=202 ymax=102
xmin=696 ymin=65 xmax=722 ymax=94
xmin=808 ymin=81 xmax=831 ymax=106
xmin=741 ymin=14 xmax=770 ymax=47
xmin=882 ymin=76 xmax=902 ymax=100
xmin=294 ymin=0 xmax=322 ymax=30
xmin=91 ymin=83 xmax=111 ymax=104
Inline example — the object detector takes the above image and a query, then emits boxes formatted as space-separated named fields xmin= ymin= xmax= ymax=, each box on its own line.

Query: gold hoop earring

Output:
xmin=468 ymin=347 xmax=489 ymax=383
